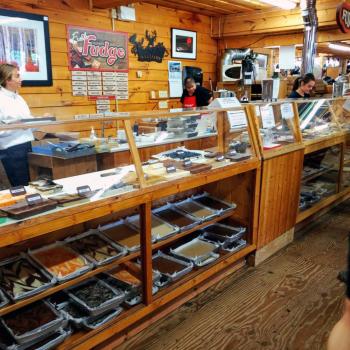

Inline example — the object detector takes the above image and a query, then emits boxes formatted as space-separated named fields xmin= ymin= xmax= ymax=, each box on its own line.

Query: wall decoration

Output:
xmin=129 ymin=30 xmax=168 ymax=63
xmin=67 ymin=26 xmax=128 ymax=72
xmin=337 ymin=1 xmax=350 ymax=33
xmin=171 ymin=28 xmax=197 ymax=60
xmin=0 ymin=9 xmax=52 ymax=86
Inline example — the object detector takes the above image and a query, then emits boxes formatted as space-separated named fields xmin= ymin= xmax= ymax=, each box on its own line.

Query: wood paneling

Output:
xmin=1 ymin=1 xmax=218 ymax=119
xmin=257 ymin=150 xmax=304 ymax=248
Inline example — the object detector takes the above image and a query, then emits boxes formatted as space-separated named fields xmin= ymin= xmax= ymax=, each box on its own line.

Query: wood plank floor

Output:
xmin=116 ymin=201 xmax=350 ymax=350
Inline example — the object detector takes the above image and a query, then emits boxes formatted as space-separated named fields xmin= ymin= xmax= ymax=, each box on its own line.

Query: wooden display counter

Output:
xmin=0 ymin=106 xmax=261 ymax=350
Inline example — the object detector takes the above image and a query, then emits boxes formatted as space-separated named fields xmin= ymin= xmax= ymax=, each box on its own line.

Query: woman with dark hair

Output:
xmin=289 ymin=73 xmax=316 ymax=98
xmin=180 ymin=77 xmax=213 ymax=108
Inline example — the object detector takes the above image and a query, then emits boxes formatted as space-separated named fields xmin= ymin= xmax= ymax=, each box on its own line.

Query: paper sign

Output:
xmin=209 ymin=97 xmax=241 ymax=109
xmin=281 ymin=103 xmax=294 ymax=120
xmin=227 ymin=110 xmax=247 ymax=129
xmin=260 ymin=105 xmax=276 ymax=129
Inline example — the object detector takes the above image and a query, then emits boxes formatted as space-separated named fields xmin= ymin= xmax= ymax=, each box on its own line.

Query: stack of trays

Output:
xmin=127 ymin=214 xmax=179 ymax=241
xmin=0 ymin=254 xmax=55 ymax=302
xmin=151 ymin=251 xmax=193 ymax=288
xmin=153 ymin=204 xmax=200 ymax=232
xmin=0 ymin=301 xmax=67 ymax=349
xmin=170 ymin=238 xmax=220 ymax=267
xmin=0 ymin=290 xmax=8 ymax=309
xmin=99 ymin=219 xmax=141 ymax=252
xmin=192 ymin=193 xmax=236 ymax=216
xmin=64 ymin=230 xmax=127 ymax=267
xmin=29 ymin=243 xmax=93 ymax=283
xmin=199 ymin=224 xmax=247 ymax=253
xmin=66 ymin=278 xmax=125 ymax=317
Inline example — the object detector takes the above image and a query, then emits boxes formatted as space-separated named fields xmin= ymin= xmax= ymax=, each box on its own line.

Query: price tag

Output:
xmin=25 ymin=193 xmax=43 ymax=206
xmin=280 ymin=103 xmax=294 ymax=120
xmin=177 ymin=150 xmax=185 ymax=155
xmin=216 ymin=154 xmax=225 ymax=162
xmin=166 ymin=165 xmax=177 ymax=173
xmin=183 ymin=159 xmax=192 ymax=168
xmin=260 ymin=105 xmax=276 ymax=129
xmin=10 ymin=186 xmax=26 ymax=197
xmin=77 ymin=185 xmax=92 ymax=196
xmin=227 ymin=110 xmax=248 ymax=129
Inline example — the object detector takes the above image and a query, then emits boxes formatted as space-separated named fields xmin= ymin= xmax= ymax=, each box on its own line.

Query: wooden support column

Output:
xmin=217 ymin=111 xmax=225 ymax=153
xmin=140 ymin=202 xmax=153 ymax=305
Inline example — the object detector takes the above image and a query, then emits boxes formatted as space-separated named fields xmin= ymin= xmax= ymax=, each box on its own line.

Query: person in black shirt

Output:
xmin=289 ymin=73 xmax=316 ymax=98
xmin=180 ymin=77 xmax=213 ymax=108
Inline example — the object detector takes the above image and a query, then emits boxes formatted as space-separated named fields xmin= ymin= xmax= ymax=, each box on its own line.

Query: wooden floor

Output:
xmin=116 ymin=201 xmax=350 ymax=350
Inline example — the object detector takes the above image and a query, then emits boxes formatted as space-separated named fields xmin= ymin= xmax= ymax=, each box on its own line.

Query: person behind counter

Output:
xmin=0 ymin=63 xmax=33 ymax=186
xmin=289 ymin=73 xmax=316 ymax=98
xmin=180 ymin=77 xmax=213 ymax=108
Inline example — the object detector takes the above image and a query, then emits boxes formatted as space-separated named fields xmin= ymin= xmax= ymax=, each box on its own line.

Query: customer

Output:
xmin=181 ymin=77 xmax=213 ymax=108
xmin=289 ymin=73 xmax=316 ymax=98
xmin=0 ymin=63 xmax=33 ymax=186
xmin=327 ymin=235 xmax=350 ymax=350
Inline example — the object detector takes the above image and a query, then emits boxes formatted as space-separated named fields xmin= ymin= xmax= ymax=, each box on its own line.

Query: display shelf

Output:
xmin=301 ymin=167 xmax=338 ymax=184
xmin=56 ymin=244 xmax=255 ymax=350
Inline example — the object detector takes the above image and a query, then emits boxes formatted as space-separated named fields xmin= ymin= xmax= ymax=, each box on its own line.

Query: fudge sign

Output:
xmin=67 ymin=26 xmax=128 ymax=71
xmin=337 ymin=2 xmax=350 ymax=33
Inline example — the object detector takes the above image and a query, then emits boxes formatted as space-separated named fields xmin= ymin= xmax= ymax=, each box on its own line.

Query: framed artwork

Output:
xmin=0 ymin=8 xmax=52 ymax=86
xmin=171 ymin=28 xmax=197 ymax=60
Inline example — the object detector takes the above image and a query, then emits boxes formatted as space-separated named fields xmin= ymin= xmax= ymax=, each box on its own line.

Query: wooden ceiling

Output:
xmin=92 ymin=0 xmax=295 ymax=16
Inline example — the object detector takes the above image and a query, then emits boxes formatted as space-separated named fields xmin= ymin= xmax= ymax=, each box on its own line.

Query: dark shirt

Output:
xmin=288 ymin=90 xmax=310 ymax=99
xmin=181 ymin=85 xmax=212 ymax=107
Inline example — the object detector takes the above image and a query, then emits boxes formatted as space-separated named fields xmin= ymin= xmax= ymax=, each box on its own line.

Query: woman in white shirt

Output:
xmin=0 ymin=63 xmax=34 ymax=186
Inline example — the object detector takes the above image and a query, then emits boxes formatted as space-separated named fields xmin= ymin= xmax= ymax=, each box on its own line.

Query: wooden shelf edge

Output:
xmin=61 ymin=244 xmax=256 ymax=350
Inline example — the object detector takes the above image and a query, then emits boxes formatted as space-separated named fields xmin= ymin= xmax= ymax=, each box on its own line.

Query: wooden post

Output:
xmin=292 ymin=102 xmax=303 ymax=143
xmin=246 ymin=104 xmax=263 ymax=158
xmin=140 ymin=202 xmax=153 ymax=305
xmin=123 ymin=119 xmax=146 ymax=188
xmin=217 ymin=111 xmax=225 ymax=153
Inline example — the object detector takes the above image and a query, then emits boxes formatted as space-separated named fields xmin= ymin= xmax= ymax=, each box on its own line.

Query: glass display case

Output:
xmin=249 ymin=101 xmax=302 ymax=158
xmin=0 ymin=106 xmax=260 ymax=350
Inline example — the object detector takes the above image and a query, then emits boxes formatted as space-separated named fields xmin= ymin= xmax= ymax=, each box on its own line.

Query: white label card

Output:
xmin=280 ymin=103 xmax=294 ymax=120
xmin=227 ymin=110 xmax=247 ymax=129
xmin=260 ymin=105 xmax=276 ymax=129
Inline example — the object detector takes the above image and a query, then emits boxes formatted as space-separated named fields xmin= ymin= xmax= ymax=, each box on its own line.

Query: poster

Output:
xmin=67 ymin=26 xmax=129 ymax=72
xmin=168 ymin=61 xmax=182 ymax=98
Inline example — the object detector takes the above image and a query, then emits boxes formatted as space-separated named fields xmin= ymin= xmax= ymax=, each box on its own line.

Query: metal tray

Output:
xmin=124 ymin=286 xmax=159 ymax=307
xmin=0 ymin=327 xmax=68 ymax=350
xmin=0 ymin=300 xmax=64 ymax=345
xmin=152 ymin=251 xmax=193 ymax=281
xmin=170 ymin=238 xmax=220 ymax=267
xmin=192 ymin=192 xmax=237 ymax=216
xmin=127 ymin=213 xmax=179 ymax=241
xmin=64 ymin=229 xmax=127 ymax=267
xmin=29 ymin=242 xmax=93 ymax=283
xmin=0 ymin=253 xmax=55 ymax=302
xmin=200 ymin=224 xmax=246 ymax=243
xmin=174 ymin=198 xmax=219 ymax=222
xmin=221 ymin=239 xmax=247 ymax=253
xmin=81 ymin=307 xmax=123 ymax=330
xmin=99 ymin=219 xmax=141 ymax=252
xmin=66 ymin=278 xmax=125 ymax=317
xmin=152 ymin=204 xmax=200 ymax=232
xmin=0 ymin=288 xmax=9 ymax=309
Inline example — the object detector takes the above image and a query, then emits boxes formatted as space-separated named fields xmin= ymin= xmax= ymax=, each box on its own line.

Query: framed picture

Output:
xmin=171 ymin=28 xmax=197 ymax=60
xmin=0 ymin=9 xmax=52 ymax=86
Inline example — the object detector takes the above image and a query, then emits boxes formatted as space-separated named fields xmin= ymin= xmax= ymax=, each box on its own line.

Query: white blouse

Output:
xmin=0 ymin=87 xmax=34 ymax=150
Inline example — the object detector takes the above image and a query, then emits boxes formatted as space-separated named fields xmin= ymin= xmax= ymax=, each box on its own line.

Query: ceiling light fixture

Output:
xmin=258 ymin=0 xmax=297 ymax=10
xmin=328 ymin=43 xmax=350 ymax=52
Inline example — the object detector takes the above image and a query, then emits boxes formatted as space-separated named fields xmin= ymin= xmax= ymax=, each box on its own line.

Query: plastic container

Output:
xmin=66 ymin=278 xmax=125 ymax=317
xmin=64 ymin=229 xmax=127 ymax=267
xmin=0 ymin=300 xmax=65 ymax=345
xmin=99 ymin=219 xmax=141 ymax=252
xmin=127 ymin=213 xmax=179 ymax=241
xmin=29 ymin=242 xmax=93 ymax=283
xmin=0 ymin=254 xmax=55 ymax=302
xmin=200 ymin=224 xmax=246 ymax=243
xmin=152 ymin=204 xmax=200 ymax=232
xmin=192 ymin=192 xmax=237 ymax=216
xmin=221 ymin=239 xmax=247 ymax=253
xmin=173 ymin=197 xmax=219 ymax=222
xmin=81 ymin=307 xmax=123 ymax=330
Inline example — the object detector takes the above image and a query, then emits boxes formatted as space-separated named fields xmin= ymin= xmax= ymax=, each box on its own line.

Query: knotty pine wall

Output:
xmin=1 ymin=0 xmax=218 ymax=119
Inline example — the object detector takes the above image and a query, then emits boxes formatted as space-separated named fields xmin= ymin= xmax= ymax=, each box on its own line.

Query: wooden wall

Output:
xmin=1 ymin=1 xmax=217 ymax=119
